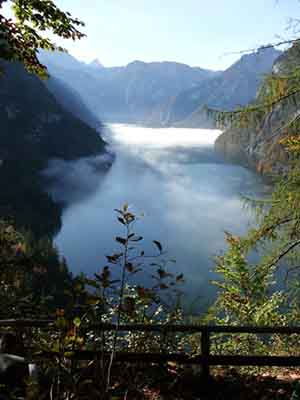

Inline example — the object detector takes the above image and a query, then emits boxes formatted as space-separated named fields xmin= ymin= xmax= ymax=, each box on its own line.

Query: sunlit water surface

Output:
xmin=50 ymin=124 xmax=268 ymax=308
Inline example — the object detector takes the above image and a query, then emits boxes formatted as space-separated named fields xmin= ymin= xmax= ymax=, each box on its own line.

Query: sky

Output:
xmin=5 ymin=0 xmax=300 ymax=70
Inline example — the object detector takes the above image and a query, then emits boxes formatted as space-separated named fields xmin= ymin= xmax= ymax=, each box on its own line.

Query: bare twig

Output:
xmin=223 ymin=39 xmax=300 ymax=58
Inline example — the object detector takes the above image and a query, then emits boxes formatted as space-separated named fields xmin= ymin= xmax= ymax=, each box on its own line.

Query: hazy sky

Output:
xmin=5 ymin=0 xmax=300 ymax=69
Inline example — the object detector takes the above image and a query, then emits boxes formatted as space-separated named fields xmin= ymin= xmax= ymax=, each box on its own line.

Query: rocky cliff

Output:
xmin=165 ymin=47 xmax=281 ymax=127
xmin=215 ymin=44 xmax=300 ymax=174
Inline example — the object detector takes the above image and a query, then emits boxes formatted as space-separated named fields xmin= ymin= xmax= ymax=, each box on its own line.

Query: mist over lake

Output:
xmin=50 ymin=124 xmax=267 ymax=308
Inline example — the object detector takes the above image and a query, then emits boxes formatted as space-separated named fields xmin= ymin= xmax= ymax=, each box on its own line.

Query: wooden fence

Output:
xmin=1 ymin=319 xmax=300 ymax=378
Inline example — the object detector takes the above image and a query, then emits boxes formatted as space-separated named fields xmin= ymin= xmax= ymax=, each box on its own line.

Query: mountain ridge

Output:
xmin=39 ymin=48 xmax=281 ymax=127
xmin=38 ymin=50 xmax=219 ymax=125
xmin=162 ymin=47 xmax=282 ymax=128
xmin=215 ymin=43 xmax=300 ymax=174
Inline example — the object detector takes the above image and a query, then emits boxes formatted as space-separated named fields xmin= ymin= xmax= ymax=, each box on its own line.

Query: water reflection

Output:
xmin=53 ymin=124 xmax=267 ymax=308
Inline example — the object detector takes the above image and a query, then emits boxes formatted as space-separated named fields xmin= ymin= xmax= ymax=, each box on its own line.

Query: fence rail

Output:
xmin=1 ymin=319 xmax=300 ymax=378
xmin=2 ymin=319 xmax=300 ymax=334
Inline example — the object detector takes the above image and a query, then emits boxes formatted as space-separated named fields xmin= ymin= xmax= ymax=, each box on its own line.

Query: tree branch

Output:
xmin=267 ymin=239 xmax=300 ymax=271
xmin=223 ymin=39 xmax=300 ymax=57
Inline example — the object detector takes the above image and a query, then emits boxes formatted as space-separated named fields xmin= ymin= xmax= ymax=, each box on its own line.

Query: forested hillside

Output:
xmin=44 ymin=76 xmax=103 ymax=130
xmin=0 ymin=60 xmax=108 ymax=236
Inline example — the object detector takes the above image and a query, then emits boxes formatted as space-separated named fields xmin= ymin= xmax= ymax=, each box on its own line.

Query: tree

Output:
xmin=211 ymin=40 xmax=300 ymax=327
xmin=210 ymin=42 xmax=300 ymax=133
xmin=0 ymin=0 xmax=85 ymax=77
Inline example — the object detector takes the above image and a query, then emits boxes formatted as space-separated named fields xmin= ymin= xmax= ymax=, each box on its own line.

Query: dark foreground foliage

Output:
xmin=1 ymin=205 xmax=300 ymax=399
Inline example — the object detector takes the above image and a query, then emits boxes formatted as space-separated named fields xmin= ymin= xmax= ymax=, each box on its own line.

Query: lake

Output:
xmin=50 ymin=124 xmax=268 ymax=309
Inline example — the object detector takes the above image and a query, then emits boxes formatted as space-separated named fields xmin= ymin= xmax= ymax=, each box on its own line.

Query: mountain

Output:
xmin=39 ymin=49 xmax=88 ymax=72
xmin=215 ymin=44 xmax=300 ymax=174
xmin=38 ymin=50 xmax=219 ymax=124
xmin=44 ymin=76 xmax=103 ymax=130
xmin=89 ymin=59 xmax=104 ymax=69
xmin=164 ymin=47 xmax=282 ymax=127
xmin=0 ymin=60 xmax=108 ymax=236
xmin=0 ymin=60 xmax=106 ymax=162
xmin=39 ymin=49 xmax=280 ymax=127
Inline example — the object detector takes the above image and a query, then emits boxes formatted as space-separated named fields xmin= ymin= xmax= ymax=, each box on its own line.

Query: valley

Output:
xmin=52 ymin=124 xmax=268 ymax=305
xmin=2 ymin=2 xmax=300 ymax=397
xmin=0 ymin=46 xmax=284 ymax=303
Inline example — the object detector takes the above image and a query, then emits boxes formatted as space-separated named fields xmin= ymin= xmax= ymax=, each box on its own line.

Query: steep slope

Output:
xmin=0 ymin=61 xmax=104 ymax=160
xmin=44 ymin=76 xmax=103 ymax=130
xmin=165 ymin=48 xmax=281 ymax=127
xmin=38 ymin=50 xmax=218 ymax=124
xmin=0 ymin=61 xmax=106 ymax=162
xmin=0 ymin=61 xmax=108 ymax=236
xmin=215 ymin=44 xmax=300 ymax=174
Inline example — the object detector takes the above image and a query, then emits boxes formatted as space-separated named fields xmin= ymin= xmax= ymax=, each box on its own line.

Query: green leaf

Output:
xmin=86 ymin=297 xmax=100 ymax=306
xmin=73 ymin=317 xmax=81 ymax=327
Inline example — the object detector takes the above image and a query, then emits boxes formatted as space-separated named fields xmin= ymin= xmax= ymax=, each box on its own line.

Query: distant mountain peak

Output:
xmin=126 ymin=60 xmax=146 ymax=68
xmin=89 ymin=59 xmax=104 ymax=68
xmin=39 ymin=48 xmax=279 ymax=128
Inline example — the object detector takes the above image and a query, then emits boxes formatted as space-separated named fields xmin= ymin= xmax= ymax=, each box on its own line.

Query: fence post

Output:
xmin=201 ymin=328 xmax=210 ymax=380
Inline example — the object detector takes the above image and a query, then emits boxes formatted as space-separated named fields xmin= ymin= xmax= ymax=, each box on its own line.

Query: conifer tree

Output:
xmin=212 ymin=41 xmax=300 ymax=325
